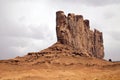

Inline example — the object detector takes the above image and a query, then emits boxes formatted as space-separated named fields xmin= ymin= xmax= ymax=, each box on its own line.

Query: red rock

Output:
xmin=56 ymin=11 xmax=104 ymax=58
xmin=20 ymin=11 xmax=104 ymax=60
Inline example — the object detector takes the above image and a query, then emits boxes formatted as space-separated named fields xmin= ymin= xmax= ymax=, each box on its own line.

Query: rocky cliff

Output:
xmin=0 ymin=11 xmax=105 ymax=66
xmin=11 ymin=11 xmax=104 ymax=64
xmin=56 ymin=11 xmax=104 ymax=58
xmin=1 ymin=11 xmax=120 ymax=80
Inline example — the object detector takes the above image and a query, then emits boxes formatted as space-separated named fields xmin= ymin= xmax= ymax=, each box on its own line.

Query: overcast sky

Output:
xmin=0 ymin=0 xmax=120 ymax=61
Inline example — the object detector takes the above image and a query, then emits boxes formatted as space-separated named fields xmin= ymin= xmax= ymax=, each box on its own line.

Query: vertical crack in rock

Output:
xmin=56 ymin=11 xmax=104 ymax=58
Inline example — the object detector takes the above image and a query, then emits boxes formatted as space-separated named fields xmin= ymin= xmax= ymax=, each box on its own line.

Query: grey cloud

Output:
xmin=0 ymin=16 xmax=56 ymax=60
xmin=109 ymin=31 xmax=120 ymax=41
xmin=103 ymin=31 xmax=120 ymax=61
xmin=103 ymin=12 xmax=116 ymax=19
xmin=81 ymin=0 xmax=120 ymax=6
xmin=52 ymin=0 xmax=120 ymax=6
xmin=0 ymin=20 xmax=53 ymax=40
xmin=104 ymin=40 xmax=120 ymax=61
xmin=0 ymin=37 xmax=27 ymax=59
xmin=0 ymin=0 xmax=57 ymax=60
xmin=28 ymin=25 xmax=55 ymax=40
xmin=0 ymin=0 xmax=120 ymax=61
xmin=105 ymin=47 xmax=120 ymax=61
xmin=0 ymin=36 xmax=56 ymax=60
xmin=0 ymin=22 xmax=56 ymax=60
xmin=0 ymin=47 xmax=21 ymax=60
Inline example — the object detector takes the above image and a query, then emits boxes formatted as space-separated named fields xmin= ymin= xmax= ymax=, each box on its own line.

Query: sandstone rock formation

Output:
xmin=56 ymin=11 xmax=104 ymax=58
xmin=12 ymin=11 xmax=104 ymax=63
xmin=1 ymin=11 xmax=120 ymax=80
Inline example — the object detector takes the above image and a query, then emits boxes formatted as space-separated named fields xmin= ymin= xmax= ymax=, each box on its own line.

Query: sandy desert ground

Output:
xmin=0 ymin=57 xmax=120 ymax=80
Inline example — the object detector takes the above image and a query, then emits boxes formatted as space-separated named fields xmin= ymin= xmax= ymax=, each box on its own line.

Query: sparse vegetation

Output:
xmin=109 ymin=59 xmax=112 ymax=62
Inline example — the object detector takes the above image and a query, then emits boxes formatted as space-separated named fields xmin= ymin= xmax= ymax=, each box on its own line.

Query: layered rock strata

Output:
xmin=56 ymin=11 xmax=104 ymax=58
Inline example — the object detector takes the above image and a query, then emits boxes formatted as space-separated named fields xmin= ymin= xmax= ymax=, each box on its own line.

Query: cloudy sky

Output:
xmin=0 ymin=0 xmax=120 ymax=61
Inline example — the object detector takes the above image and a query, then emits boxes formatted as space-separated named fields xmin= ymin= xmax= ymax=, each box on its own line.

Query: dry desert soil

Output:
xmin=0 ymin=56 xmax=120 ymax=80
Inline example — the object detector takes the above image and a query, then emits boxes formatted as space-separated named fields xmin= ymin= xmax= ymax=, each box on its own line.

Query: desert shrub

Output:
xmin=109 ymin=59 xmax=112 ymax=62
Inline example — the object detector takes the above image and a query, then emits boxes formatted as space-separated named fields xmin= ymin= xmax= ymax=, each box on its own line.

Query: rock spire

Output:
xmin=56 ymin=11 xmax=104 ymax=58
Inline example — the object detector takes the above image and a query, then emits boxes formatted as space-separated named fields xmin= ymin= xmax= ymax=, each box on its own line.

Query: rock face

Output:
xmin=56 ymin=11 xmax=104 ymax=58
xmin=13 ymin=11 xmax=104 ymax=62
xmin=0 ymin=11 xmax=105 ymax=66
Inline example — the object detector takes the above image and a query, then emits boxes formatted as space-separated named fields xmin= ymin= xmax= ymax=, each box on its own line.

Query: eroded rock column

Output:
xmin=56 ymin=11 xmax=104 ymax=59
